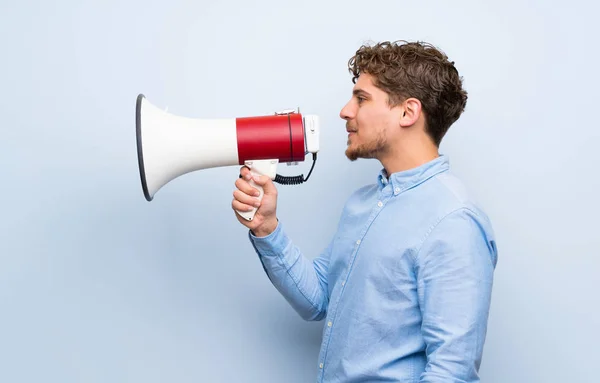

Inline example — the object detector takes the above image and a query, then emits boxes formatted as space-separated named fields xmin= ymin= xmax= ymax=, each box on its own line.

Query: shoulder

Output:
xmin=415 ymin=171 xmax=498 ymax=265
xmin=422 ymin=170 xmax=494 ymax=232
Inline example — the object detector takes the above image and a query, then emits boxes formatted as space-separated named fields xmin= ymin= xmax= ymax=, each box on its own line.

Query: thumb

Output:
xmin=252 ymin=174 xmax=277 ymax=195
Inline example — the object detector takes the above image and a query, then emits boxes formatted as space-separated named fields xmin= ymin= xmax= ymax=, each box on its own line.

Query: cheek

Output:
xmin=368 ymin=109 xmax=395 ymax=133
xmin=355 ymin=109 xmax=380 ymax=135
xmin=355 ymin=109 xmax=371 ymax=130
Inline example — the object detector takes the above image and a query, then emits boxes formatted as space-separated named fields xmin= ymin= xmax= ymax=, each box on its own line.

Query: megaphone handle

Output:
xmin=236 ymin=175 xmax=263 ymax=221
xmin=236 ymin=159 xmax=279 ymax=221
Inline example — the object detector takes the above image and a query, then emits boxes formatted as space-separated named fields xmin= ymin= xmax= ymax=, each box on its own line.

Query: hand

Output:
xmin=232 ymin=166 xmax=279 ymax=236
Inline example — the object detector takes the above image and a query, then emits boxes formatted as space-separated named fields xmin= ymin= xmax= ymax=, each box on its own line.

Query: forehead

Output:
xmin=354 ymin=73 xmax=376 ymax=90
xmin=353 ymin=73 xmax=387 ymax=99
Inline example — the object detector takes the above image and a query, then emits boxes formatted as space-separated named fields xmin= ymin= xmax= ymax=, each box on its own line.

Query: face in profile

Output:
xmin=339 ymin=73 xmax=404 ymax=162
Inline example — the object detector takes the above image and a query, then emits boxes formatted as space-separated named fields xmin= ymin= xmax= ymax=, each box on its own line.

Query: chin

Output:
xmin=345 ymin=147 xmax=360 ymax=161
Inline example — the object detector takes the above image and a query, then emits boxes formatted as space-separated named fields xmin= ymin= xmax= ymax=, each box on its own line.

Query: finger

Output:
xmin=233 ymin=189 xmax=261 ymax=208
xmin=239 ymin=166 xmax=252 ymax=180
xmin=232 ymin=198 xmax=257 ymax=213
xmin=235 ymin=177 xmax=261 ymax=197
xmin=251 ymin=174 xmax=277 ymax=195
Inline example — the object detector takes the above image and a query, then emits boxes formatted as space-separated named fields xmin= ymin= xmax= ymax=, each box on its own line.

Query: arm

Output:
xmin=415 ymin=208 xmax=498 ymax=383
xmin=249 ymin=220 xmax=331 ymax=321
xmin=231 ymin=167 xmax=330 ymax=322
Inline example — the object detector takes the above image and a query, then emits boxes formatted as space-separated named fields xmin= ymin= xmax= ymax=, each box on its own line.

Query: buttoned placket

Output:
xmin=316 ymin=180 xmax=396 ymax=378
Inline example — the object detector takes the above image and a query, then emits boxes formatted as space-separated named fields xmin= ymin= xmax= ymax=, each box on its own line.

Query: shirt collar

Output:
xmin=377 ymin=154 xmax=450 ymax=194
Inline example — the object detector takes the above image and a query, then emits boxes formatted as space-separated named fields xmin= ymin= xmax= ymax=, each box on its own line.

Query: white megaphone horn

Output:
xmin=135 ymin=94 xmax=320 ymax=221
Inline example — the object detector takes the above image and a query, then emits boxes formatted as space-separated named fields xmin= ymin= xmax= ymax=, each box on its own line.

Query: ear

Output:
xmin=399 ymin=98 xmax=422 ymax=128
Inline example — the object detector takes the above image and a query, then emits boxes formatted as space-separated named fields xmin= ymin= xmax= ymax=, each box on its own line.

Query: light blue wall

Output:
xmin=1 ymin=1 xmax=598 ymax=382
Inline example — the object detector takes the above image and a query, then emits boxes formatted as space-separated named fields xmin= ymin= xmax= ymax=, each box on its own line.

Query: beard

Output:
xmin=345 ymin=127 xmax=388 ymax=161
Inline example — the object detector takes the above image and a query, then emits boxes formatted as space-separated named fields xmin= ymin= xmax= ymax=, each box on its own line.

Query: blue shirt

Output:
xmin=249 ymin=154 xmax=498 ymax=383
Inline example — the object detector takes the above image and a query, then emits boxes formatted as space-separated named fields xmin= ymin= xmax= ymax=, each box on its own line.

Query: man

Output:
xmin=232 ymin=40 xmax=498 ymax=383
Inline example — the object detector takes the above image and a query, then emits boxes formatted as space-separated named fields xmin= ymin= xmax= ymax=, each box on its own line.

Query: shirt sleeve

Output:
xmin=248 ymin=220 xmax=331 ymax=321
xmin=415 ymin=207 xmax=498 ymax=383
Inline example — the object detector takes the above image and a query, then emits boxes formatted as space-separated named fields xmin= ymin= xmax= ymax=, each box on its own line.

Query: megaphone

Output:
xmin=135 ymin=94 xmax=320 ymax=221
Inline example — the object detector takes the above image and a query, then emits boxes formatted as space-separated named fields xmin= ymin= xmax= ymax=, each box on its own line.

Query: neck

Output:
xmin=379 ymin=133 xmax=439 ymax=175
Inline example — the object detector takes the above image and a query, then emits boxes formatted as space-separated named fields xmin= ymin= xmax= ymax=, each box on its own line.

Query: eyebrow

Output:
xmin=352 ymin=88 xmax=370 ymax=96
xmin=353 ymin=88 xmax=371 ymax=97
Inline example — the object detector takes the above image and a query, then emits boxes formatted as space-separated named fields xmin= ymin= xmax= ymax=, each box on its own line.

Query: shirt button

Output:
xmin=341 ymin=281 xmax=345 ymax=286
xmin=356 ymin=239 xmax=361 ymax=245
xmin=394 ymin=187 xmax=400 ymax=194
xmin=320 ymin=363 xmax=323 ymax=369
xmin=328 ymin=321 xmax=332 ymax=327
xmin=377 ymin=201 xmax=383 ymax=207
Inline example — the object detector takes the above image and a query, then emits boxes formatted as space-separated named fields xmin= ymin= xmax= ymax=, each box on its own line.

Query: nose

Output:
xmin=339 ymin=100 xmax=355 ymax=120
